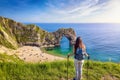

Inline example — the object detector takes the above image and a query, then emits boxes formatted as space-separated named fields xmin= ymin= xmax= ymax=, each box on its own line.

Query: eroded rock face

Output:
xmin=0 ymin=16 xmax=76 ymax=49
xmin=51 ymin=28 xmax=76 ymax=46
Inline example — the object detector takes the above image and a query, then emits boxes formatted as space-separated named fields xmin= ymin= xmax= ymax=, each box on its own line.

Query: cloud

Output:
xmin=42 ymin=0 xmax=108 ymax=22
xmin=43 ymin=0 xmax=120 ymax=23
xmin=82 ymin=0 xmax=120 ymax=23
xmin=46 ymin=0 xmax=101 ymax=14
xmin=1 ymin=0 xmax=119 ymax=23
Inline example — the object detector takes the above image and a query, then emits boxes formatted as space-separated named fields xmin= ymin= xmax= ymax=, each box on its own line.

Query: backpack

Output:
xmin=74 ymin=48 xmax=85 ymax=60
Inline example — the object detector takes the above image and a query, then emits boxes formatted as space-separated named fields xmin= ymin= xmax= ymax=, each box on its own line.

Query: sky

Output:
xmin=0 ymin=0 xmax=120 ymax=23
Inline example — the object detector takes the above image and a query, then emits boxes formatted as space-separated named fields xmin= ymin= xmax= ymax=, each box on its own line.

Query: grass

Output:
xmin=0 ymin=53 xmax=120 ymax=80
xmin=0 ymin=23 xmax=18 ymax=49
xmin=0 ymin=53 xmax=24 ymax=63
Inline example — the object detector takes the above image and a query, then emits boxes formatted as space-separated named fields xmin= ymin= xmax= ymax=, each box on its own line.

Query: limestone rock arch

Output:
xmin=51 ymin=28 xmax=76 ymax=46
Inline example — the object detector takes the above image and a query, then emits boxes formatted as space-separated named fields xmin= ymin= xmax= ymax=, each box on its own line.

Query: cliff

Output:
xmin=0 ymin=16 xmax=76 ymax=49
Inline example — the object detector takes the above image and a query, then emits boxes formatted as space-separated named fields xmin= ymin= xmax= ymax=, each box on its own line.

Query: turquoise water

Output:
xmin=35 ymin=23 xmax=120 ymax=62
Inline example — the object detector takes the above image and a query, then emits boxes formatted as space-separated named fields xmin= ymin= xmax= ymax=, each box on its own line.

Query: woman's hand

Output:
xmin=67 ymin=53 xmax=74 ymax=58
xmin=67 ymin=54 xmax=70 ymax=58
xmin=87 ymin=54 xmax=90 ymax=59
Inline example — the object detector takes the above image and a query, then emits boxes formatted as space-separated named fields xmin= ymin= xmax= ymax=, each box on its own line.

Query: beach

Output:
xmin=0 ymin=46 xmax=64 ymax=63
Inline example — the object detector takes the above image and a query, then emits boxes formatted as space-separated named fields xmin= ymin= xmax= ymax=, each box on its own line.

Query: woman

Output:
xmin=68 ymin=37 xmax=89 ymax=80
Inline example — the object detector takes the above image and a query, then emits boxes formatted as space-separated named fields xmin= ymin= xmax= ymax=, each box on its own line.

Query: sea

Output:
xmin=30 ymin=23 xmax=120 ymax=63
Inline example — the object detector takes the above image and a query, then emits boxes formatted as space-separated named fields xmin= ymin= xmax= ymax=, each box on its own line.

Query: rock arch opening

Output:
xmin=60 ymin=36 xmax=70 ymax=51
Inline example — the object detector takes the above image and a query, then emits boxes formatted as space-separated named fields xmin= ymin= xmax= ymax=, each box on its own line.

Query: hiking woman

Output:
xmin=68 ymin=37 xmax=89 ymax=80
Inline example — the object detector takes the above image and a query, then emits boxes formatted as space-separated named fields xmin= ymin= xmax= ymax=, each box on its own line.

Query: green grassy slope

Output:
xmin=0 ymin=55 xmax=120 ymax=80
xmin=0 ymin=53 xmax=24 ymax=63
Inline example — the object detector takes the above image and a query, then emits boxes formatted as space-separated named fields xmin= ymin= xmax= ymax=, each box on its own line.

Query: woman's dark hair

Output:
xmin=74 ymin=37 xmax=83 ymax=54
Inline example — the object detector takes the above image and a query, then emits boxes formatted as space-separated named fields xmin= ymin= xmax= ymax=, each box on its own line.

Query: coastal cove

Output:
xmin=0 ymin=17 xmax=120 ymax=80
xmin=33 ymin=23 xmax=120 ymax=63
xmin=0 ymin=0 xmax=120 ymax=79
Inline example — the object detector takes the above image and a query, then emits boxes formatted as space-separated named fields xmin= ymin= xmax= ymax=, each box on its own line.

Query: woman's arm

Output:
xmin=82 ymin=44 xmax=89 ymax=57
xmin=82 ymin=48 xmax=89 ymax=57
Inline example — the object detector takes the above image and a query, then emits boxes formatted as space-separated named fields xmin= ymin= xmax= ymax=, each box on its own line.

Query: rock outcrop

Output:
xmin=51 ymin=28 xmax=76 ymax=46
xmin=0 ymin=16 xmax=76 ymax=49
